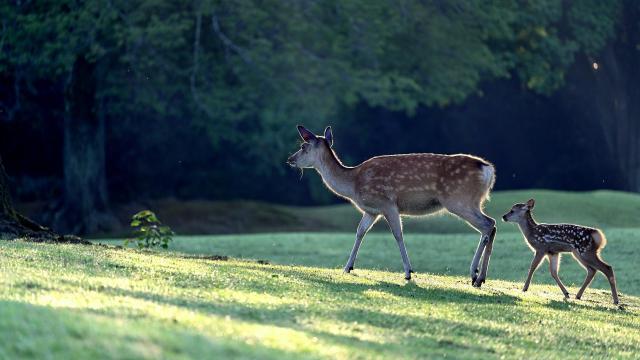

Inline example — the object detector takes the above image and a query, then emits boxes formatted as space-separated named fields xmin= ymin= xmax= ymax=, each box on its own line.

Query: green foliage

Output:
xmin=125 ymin=210 xmax=174 ymax=249
xmin=0 ymin=0 xmax=629 ymax=193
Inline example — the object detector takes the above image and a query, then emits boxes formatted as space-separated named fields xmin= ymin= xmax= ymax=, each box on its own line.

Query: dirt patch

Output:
xmin=179 ymin=254 xmax=229 ymax=261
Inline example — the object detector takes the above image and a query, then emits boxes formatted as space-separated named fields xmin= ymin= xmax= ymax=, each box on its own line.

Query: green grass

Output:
xmin=167 ymin=230 xmax=640 ymax=296
xmin=1 ymin=231 xmax=639 ymax=358
xmin=2 ymin=189 xmax=640 ymax=359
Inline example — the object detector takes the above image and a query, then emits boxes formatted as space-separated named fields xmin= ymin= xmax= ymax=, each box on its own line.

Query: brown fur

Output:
xmin=351 ymin=153 xmax=494 ymax=216
xmin=288 ymin=126 xmax=497 ymax=285
xmin=503 ymin=200 xmax=619 ymax=304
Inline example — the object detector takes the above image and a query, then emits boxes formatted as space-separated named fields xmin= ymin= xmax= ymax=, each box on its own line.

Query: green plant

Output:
xmin=125 ymin=210 xmax=174 ymax=249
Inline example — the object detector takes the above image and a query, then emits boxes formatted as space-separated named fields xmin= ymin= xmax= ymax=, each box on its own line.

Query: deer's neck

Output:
xmin=517 ymin=212 xmax=539 ymax=238
xmin=315 ymin=149 xmax=355 ymax=199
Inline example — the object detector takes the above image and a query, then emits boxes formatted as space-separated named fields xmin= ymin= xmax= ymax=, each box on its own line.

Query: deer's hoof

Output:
xmin=405 ymin=274 xmax=412 ymax=281
xmin=343 ymin=267 xmax=352 ymax=274
xmin=473 ymin=277 xmax=485 ymax=288
xmin=575 ymin=295 xmax=582 ymax=300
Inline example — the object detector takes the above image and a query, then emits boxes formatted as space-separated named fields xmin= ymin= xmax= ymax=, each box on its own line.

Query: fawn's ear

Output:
xmin=526 ymin=199 xmax=535 ymax=209
xmin=297 ymin=125 xmax=316 ymax=142
xmin=324 ymin=126 xmax=333 ymax=147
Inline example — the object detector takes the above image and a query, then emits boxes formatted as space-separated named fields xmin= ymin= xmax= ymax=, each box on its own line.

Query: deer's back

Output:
xmin=529 ymin=224 xmax=601 ymax=254
xmin=352 ymin=153 xmax=492 ymax=215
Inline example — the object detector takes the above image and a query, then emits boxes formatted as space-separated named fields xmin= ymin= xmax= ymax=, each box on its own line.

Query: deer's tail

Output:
xmin=592 ymin=229 xmax=607 ymax=251
xmin=477 ymin=160 xmax=496 ymax=201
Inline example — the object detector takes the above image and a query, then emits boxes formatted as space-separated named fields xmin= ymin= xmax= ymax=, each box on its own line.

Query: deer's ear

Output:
xmin=526 ymin=199 xmax=535 ymax=209
xmin=297 ymin=125 xmax=316 ymax=142
xmin=324 ymin=126 xmax=333 ymax=147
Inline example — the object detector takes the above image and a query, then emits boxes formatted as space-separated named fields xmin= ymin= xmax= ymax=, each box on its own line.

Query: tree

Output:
xmin=0 ymin=0 xmax=632 ymax=232
xmin=561 ymin=0 xmax=640 ymax=191
xmin=0 ymin=153 xmax=45 ymax=237
xmin=0 ymin=154 xmax=88 ymax=242
xmin=0 ymin=1 xmax=192 ymax=234
xmin=1 ymin=2 xmax=117 ymax=233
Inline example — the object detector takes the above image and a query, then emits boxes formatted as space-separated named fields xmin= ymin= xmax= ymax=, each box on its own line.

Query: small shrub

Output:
xmin=125 ymin=210 xmax=174 ymax=249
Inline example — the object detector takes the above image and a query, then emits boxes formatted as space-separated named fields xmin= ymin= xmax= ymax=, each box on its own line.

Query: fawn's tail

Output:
xmin=592 ymin=229 xmax=607 ymax=251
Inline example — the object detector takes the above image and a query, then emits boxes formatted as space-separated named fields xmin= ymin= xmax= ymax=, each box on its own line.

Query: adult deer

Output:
xmin=287 ymin=126 xmax=496 ymax=287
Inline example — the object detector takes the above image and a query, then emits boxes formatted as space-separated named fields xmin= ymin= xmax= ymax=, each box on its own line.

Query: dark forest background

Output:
xmin=1 ymin=1 xmax=639 ymax=235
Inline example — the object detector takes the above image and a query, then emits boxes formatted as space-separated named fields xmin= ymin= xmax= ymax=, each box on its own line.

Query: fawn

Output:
xmin=502 ymin=199 xmax=619 ymax=304
xmin=287 ymin=125 xmax=497 ymax=286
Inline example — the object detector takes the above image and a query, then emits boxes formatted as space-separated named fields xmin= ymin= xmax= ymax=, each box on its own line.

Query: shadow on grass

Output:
xmin=12 ymin=246 xmax=640 ymax=358
xmin=54 ymin=242 xmax=636 ymax=315
xmin=0 ymin=299 xmax=307 ymax=359
xmin=68 ymin=284 xmax=502 ymax=358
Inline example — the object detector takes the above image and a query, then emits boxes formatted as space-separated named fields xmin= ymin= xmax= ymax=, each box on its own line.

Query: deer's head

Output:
xmin=287 ymin=125 xmax=333 ymax=169
xmin=502 ymin=199 xmax=535 ymax=222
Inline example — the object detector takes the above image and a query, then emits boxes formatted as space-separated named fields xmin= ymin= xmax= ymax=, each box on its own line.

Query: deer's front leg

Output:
xmin=344 ymin=212 xmax=379 ymax=273
xmin=523 ymin=251 xmax=545 ymax=292
xmin=384 ymin=208 xmax=413 ymax=280
xmin=548 ymin=253 xmax=569 ymax=298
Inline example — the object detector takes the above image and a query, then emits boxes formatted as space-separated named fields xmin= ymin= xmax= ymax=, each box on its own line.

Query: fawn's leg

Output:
xmin=523 ymin=251 xmax=545 ymax=292
xmin=344 ymin=212 xmax=379 ymax=273
xmin=576 ymin=267 xmax=596 ymax=300
xmin=582 ymin=252 xmax=619 ymax=304
xmin=384 ymin=207 xmax=413 ymax=280
xmin=572 ymin=250 xmax=596 ymax=300
xmin=444 ymin=204 xmax=495 ymax=287
xmin=548 ymin=253 xmax=569 ymax=298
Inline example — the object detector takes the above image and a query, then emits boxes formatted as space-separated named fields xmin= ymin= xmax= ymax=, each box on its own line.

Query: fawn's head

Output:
xmin=287 ymin=125 xmax=333 ymax=169
xmin=502 ymin=199 xmax=535 ymax=222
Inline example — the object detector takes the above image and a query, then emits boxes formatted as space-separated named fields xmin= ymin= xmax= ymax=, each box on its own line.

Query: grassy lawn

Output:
xmin=0 ymin=232 xmax=638 ymax=358
xmin=1 ymin=190 xmax=640 ymax=359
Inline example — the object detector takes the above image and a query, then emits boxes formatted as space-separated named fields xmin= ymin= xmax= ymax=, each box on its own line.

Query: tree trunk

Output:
xmin=0 ymin=155 xmax=18 ymax=221
xmin=49 ymin=55 xmax=118 ymax=235
xmin=0 ymin=154 xmax=88 ymax=243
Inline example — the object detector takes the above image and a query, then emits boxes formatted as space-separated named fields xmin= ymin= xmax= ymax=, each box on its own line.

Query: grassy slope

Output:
xmin=2 ymin=190 xmax=640 ymax=359
xmin=169 ymin=230 xmax=640 ymax=296
xmin=1 ymin=231 xmax=639 ymax=358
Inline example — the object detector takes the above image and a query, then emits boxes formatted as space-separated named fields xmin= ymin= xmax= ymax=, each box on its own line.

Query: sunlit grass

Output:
xmin=1 ymin=238 xmax=639 ymax=359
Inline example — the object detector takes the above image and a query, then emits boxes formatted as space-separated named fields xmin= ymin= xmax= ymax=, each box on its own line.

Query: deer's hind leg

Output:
xmin=572 ymin=250 xmax=596 ymax=300
xmin=444 ymin=203 xmax=496 ymax=287
xmin=576 ymin=267 xmax=596 ymax=301
xmin=579 ymin=251 xmax=619 ymax=304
